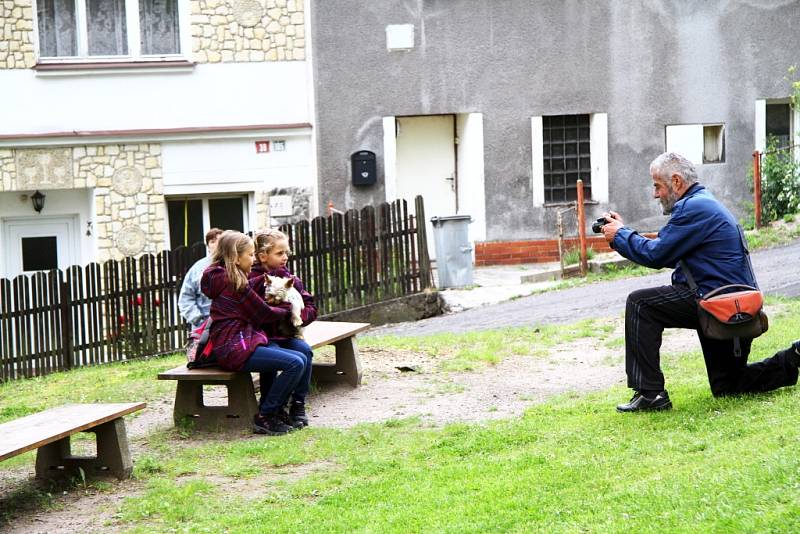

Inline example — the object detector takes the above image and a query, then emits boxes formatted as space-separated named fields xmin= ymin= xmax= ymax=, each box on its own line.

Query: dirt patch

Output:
xmin=0 ymin=322 xmax=702 ymax=532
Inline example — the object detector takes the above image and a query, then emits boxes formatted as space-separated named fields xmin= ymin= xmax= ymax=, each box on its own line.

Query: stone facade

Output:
xmin=191 ymin=0 xmax=306 ymax=63
xmin=267 ymin=186 xmax=311 ymax=227
xmin=76 ymin=144 xmax=166 ymax=262
xmin=0 ymin=0 xmax=36 ymax=69
xmin=1 ymin=144 xmax=166 ymax=263
xmin=254 ymin=189 xmax=271 ymax=231
xmin=0 ymin=0 xmax=305 ymax=70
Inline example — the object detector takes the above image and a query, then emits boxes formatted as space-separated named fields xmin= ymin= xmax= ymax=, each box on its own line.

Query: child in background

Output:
xmin=250 ymin=229 xmax=318 ymax=428
xmin=200 ymin=230 xmax=306 ymax=436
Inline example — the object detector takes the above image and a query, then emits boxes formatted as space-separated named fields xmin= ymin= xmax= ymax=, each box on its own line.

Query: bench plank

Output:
xmin=0 ymin=402 xmax=145 ymax=462
xmin=303 ymin=321 xmax=371 ymax=349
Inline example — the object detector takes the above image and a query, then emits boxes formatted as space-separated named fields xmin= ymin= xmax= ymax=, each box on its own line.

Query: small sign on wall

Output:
xmin=269 ymin=195 xmax=293 ymax=217
xmin=273 ymin=140 xmax=286 ymax=152
xmin=255 ymin=140 xmax=270 ymax=153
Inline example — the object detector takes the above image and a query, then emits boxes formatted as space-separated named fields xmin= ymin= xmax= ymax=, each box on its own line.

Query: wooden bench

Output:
xmin=158 ymin=321 xmax=370 ymax=430
xmin=0 ymin=402 xmax=145 ymax=480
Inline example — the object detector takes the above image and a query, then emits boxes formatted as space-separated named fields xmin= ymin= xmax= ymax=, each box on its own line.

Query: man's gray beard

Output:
xmin=661 ymin=189 xmax=679 ymax=215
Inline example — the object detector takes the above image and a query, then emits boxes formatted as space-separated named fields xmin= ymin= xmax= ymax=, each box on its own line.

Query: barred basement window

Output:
xmin=542 ymin=114 xmax=592 ymax=203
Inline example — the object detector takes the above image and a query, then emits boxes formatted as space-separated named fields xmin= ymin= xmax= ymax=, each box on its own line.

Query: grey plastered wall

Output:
xmin=312 ymin=0 xmax=800 ymax=240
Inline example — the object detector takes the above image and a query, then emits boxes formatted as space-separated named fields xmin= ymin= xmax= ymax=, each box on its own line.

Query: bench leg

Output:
xmin=173 ymin=376 xmax=258 ymax=431
xmin=313 ymin=336 xmax=362 ymax=388
xmin=35 ymin=437 xmax=71 ymax=480
xmin=35 ymin=418 xmax=132 ymax=480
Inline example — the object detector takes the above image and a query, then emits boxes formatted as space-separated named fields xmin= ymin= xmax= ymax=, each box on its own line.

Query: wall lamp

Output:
xmin=31 ymin=190 xmax=46 ymax=213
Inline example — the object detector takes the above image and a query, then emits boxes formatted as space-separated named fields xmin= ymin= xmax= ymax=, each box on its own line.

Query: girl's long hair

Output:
xmin=211 ymin=231 xmax=252 ymax=293
xmin=254 ymin=228 xmax=291 ymax=257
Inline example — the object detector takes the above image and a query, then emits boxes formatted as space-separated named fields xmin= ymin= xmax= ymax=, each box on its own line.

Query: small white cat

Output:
xmin=264 ymin=274 xmax=305 ymax=338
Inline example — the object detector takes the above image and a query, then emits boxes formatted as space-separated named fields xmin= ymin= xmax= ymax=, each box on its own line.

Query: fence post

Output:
xmin=415 ymin=195 xmax=434 ymax=288
xmin=576 ymin=179 xmax=588 ymax=276
xmin=753 ymin=150 xmax=762 ymax=229
xmin=59 ymin=275 xmax=73 ymax=370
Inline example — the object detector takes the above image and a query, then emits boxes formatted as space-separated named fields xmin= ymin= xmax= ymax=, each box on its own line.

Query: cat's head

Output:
xmin=264 ymin=275 xmax=294 ymax=304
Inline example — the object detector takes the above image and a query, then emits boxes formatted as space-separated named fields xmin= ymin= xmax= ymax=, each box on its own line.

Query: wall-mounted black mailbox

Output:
xmin=351 ymin=150 xmax=377 ymax=186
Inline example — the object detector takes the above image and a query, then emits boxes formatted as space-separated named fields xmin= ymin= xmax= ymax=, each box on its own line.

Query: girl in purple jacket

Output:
xmin=249 ymin=229 xmax=318 ymax=428
xmin=200 ymin=231 xmax=305 ymax=436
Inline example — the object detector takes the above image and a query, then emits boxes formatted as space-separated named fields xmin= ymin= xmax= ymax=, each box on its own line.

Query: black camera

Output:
xmin=591 ymin=217 xmax=607 ymax=234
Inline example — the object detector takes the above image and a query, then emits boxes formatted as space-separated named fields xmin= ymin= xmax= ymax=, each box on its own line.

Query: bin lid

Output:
xmin=430 ymin=215 xmax=473 ymax=225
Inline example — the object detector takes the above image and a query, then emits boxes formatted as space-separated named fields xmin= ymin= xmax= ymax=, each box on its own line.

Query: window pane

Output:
xmin=703 ymin=125 xmax=725 ymax=163
xmin=766 ymin=104 xmax=791 ymax=147
xmin=167 ymin=199 xmax=203 ymax=249
xmin=37 ymin=0 xmax=77 ymax=57
xmin=87 ymin=0 xmax=128 ymax=56
xmin=140 ymin=0 xmax=180 ymax=55
xmin=209 ymin=198 xmax=245 ymax=232
xmin=22 ymin=237 xmax=58 ymax=272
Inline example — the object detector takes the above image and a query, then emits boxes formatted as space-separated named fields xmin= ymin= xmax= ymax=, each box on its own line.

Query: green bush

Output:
xmin=759 ymin=136 xmax=800 ymax=224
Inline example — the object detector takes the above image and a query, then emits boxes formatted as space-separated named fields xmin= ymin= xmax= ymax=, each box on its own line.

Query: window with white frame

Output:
xmin=36 ymin=0 xmax=182 ymax=60
xmin=531 ymin=113 xmax=608 ymax=207
xmin=166 ymin=196 xmax=249 ymax=249
xmin=665 ymin=123 xmax=725 ymax=165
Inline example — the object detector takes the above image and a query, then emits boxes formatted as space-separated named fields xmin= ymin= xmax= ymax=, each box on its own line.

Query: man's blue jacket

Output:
xmin=611 ymin=183 xmax=756 ymax=297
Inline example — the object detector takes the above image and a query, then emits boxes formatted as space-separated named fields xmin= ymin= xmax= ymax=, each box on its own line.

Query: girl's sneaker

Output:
xmin=279 ymin=407 xmax=305 ymax=429
xmin=289 ymin=401 xmax=309 ymax=427
xmin=253 ymin=412 xmax=293 ymax=435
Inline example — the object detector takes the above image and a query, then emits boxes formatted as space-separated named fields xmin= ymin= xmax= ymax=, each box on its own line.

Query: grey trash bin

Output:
xmin=430 ymin=215 xmax=474 ymax=288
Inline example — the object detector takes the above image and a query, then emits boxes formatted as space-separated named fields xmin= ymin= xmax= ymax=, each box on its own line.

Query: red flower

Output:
xmin=154 ymin=297 xmax=161 ymax=306
xmin=135 ymin=295 xmax=143 ymax=306
xmin=119 ymin=314 xmax=126 ymax=324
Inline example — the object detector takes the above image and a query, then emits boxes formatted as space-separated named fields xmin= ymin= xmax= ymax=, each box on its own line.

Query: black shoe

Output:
xmin=279 ymin=406 xmax=305 ymax=429
xmin=289 ymin=401 xmax=309 ymax=428
xmin=253 ymin=412 xmax=294 ymax=435
xmin=791 ymin=340 xmax=800 ymax=367
xmin=616 ymin=390 xmax=672 ymax=413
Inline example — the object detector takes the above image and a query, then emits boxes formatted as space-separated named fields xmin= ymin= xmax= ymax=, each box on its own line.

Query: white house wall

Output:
xmin=0 ymin=62 xmax=311 ymax=134
xmin=162 ymin=136 xmax=313 ymax=192
xmin=0 ymin=1 xmax=315 ymax=276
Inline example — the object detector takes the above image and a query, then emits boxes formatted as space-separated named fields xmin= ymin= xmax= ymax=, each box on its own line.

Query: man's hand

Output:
xmin=606 ymin=211 xmax=623 ymax=225
xmin=601 ymin=211 xmax=624 ymax=244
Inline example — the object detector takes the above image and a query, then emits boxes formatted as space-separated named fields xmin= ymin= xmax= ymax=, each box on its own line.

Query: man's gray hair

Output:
xmin=649 ymin=152 xmax=698 ymax=185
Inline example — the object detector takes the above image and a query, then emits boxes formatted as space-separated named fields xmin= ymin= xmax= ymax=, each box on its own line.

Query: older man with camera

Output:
xmin=600 ymin=151 xmax=800 ymax=412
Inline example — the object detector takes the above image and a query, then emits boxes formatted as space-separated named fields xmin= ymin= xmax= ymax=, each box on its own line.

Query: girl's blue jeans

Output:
xmin=241 ymin=343 xmax=306 ymax=415
xmin=257 ymin=339 xmax=314 ymax=406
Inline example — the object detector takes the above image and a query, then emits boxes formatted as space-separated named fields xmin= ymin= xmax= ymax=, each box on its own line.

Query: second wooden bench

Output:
xmin=158 ymin=321 xmax=370 ymax=430
xmin=0 ymin=402 xmax=145 ymax=480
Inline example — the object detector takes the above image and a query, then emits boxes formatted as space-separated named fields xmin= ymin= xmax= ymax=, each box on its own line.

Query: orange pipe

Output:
xmin=576 ymin=179 xmax=587 ymax=276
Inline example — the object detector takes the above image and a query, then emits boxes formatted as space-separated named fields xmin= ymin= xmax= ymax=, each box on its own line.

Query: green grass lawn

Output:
xmin=3 ymin=301 xmax=799 ymax=533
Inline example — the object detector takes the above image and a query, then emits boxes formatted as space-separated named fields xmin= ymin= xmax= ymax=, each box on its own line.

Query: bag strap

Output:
xmin=679 ymin=259 xmax=698 ymax=293
xmin=737 ymin=224 xmax=760 ymax=291
xmin=701 ymin=284 xmax=760 ymax=300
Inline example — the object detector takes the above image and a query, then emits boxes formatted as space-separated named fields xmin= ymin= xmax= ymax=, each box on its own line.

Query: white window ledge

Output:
xmin=33 ymin=60 xmax=195 ymax=77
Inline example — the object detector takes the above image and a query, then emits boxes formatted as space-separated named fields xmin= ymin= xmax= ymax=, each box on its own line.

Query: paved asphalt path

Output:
xmin=376 ymin=240 xmax=800 ymax=337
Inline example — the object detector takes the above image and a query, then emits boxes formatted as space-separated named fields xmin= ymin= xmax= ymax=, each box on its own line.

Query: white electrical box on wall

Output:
xmin=386 ymin=24 xmax=414 ymax=51
xmin=269 ymin=195 xmax=293 ymax=217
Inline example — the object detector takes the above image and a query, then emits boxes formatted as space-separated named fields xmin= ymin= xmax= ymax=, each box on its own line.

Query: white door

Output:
xmin=395 ymin=115 xmax=457 ymax=259
xmin=3 ymin=216 xmax=79 ymax=278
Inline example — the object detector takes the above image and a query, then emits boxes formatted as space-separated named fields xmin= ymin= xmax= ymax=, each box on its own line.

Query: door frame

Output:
xmin=2 ymin=215 xmax=80 ymax=278
xmin=383 ymin=112 xmax=487 ymax=245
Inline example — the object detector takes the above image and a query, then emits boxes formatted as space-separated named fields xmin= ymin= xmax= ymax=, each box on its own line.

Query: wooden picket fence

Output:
xmin=0 ymin=196 xmax=432 ymax=382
